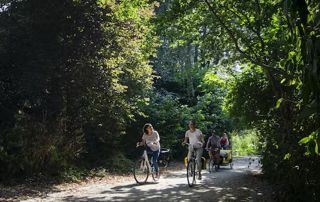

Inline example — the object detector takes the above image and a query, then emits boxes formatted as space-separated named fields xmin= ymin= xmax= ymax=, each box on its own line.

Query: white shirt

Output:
xmin=142 ymin=131 xmax=160 ymax=151
xmin=185 ymin=129 xmax=203 ymax=148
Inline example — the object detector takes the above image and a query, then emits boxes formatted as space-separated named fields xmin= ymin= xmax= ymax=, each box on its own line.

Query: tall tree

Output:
xmin=0 ymin=0 xmax=156 ymax=178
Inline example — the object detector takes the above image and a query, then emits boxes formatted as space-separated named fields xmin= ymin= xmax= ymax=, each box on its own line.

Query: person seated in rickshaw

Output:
xmin=220 ymin=149 xmax=232 ymax=162
xmin=220 ymin=133 xmax=230 ymax=150
xmin=206 ymin=130 xmax=221 ymax=164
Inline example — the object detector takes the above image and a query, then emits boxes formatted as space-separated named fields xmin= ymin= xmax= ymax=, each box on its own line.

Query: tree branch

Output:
xmin=203 ymin=0 xmax=290 ymax=77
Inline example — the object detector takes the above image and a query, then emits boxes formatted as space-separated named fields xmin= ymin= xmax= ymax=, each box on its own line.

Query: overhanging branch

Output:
xmin=203 ymin=0 xmax=290 ymax=77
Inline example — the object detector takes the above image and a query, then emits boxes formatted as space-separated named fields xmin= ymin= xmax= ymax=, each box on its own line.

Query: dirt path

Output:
xmin=13 ymin=157 xmax=273 ymax=202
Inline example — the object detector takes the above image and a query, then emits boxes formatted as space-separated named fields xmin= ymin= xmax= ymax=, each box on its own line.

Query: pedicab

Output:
xmin=206 ymin=147 xmax=233 ymax=172
xmin=219 ymin=148 xmax=233 ymax=169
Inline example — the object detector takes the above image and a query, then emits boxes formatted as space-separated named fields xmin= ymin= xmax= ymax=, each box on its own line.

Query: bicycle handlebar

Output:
xmin=206 ymin=147 xmax=219 ymax=152
xmin=183 ymin=143 xmax=194 ymax=150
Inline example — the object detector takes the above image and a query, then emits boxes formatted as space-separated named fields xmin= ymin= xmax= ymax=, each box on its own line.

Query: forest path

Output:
xmin=19 ymin=157 xmax=273 ymax=202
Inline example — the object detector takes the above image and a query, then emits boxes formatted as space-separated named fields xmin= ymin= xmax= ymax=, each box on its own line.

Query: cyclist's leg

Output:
xmin=196 ymin=147 xmax=203 ymax=178
xmin=208 ymin=150 xmax=213 ymax=159
xmin=213 ymin=150 xmax=220 ymax=169
xmin=152 ymin=149 xmax=160 ymax=173
xmin=187 ymin=147 xmax=193 ymax=161
xmin=146 ymin=146 xmax=153 ymax=155
xmin=208 ymin=150 xmax=213 ymax=172
xmin=217 ymin=149 xmax=221 ymax=164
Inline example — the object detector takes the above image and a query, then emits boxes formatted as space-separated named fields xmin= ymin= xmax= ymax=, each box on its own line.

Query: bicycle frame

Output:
xmin=187 ymin=143 xmax=198 ymax=162
xmin=207 ymin=148 xmax=220 ymax=172
xmin=133 ymin=146 xmax=159 ymax=184
xmin=140 ymin=149 xmax=152 ymax=173
xmin=185 ymin=143 xmax=199 ymax=187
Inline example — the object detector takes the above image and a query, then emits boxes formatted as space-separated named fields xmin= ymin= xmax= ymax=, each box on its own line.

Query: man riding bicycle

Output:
xmin=182 ymin=120 xmax=204 ymax=180
xmin=206 ymin=130 xmax=221 ymax=167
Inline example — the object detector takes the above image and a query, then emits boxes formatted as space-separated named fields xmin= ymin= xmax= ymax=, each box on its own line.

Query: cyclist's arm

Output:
xmin=197 ymin=129 xmax=204 ymax=144
xmin=206 ymin=137 xmax=211 ymax=149
xmin=182 ymin=130 xmax=189 ymax=145
xmin=154 ymin=131 xmax=160 ymax=143
xmin=218 ymin=139 xmax=221 ymax=148
xmin=182 ymin=135 xmax=189 ymax=145
xmin=137 ymin=134 xmax=146 ymax=146
xmin=137 ymin=140 xmax=145 ymax=147
xmin=199 ymin=132 xmax=205 ymax=143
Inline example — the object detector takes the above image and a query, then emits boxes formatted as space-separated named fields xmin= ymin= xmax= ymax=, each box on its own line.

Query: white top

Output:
xmin=142 ymin=131 xmax=160 ymax=151
xmin=185 ymin=129 xmax=203 ymax=148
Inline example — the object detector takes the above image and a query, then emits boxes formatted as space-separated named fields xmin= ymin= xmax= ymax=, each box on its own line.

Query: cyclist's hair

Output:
xmin=143 ymin=123 xmax=153 ymax=134
xmin=188 ymin=120 xmax=196 ymax=127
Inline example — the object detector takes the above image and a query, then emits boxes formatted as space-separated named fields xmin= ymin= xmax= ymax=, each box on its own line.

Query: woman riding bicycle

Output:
xmin=137 ymin=123 xmax=161 ymax=178
xmin=182 ymin=120 xmax=204 ymax=180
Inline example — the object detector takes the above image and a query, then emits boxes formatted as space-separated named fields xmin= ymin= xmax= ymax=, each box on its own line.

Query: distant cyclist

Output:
xmin=182 ymin=120 xmax=204 ymax=180
xmin=137 ymin=123 xmax=161 ymax=178
xmin=206 ymin=130 xmax=221 ymax=165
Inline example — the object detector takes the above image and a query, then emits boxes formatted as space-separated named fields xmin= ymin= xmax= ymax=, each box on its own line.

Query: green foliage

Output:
xmin=224 ymin=65 xmax=275 ymax=127
xmin=231 ymin=130 xmax=261 ymax=157
xmin=156 ymin=0 xmax=320 ymax=200
xmin=123 ymin=85 xmax=232 ymax=159
xmin=60 ymin=167 xmax=90 ymax=182
xmin=299 ymin=129 xmax=319 ymax=156
xmin=103 ymin=153 xmax=134 ymax=173
xmin=0 ymin=0 xmax=156 ymax=180
xmin=1 ymin=1 xmax=319 ymax=201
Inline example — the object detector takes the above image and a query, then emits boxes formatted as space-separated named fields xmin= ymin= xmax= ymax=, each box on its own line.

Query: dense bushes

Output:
xmin=0 ymin=0 xmax=156 ymax=180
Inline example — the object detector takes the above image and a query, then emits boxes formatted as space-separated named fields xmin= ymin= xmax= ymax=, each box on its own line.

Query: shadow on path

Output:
xmin=0 ymin=181 xmax=61 ymax=201
xmin=59 ymin=165 xmax=273 ymax=201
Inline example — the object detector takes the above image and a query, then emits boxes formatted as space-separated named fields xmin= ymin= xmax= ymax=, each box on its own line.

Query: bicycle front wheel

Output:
xmin=187 ymin=159 xmax=196 ymax=187
xmin=208 ymin=159 xmax=214 ymax=173
xmin=133 ymin=158 xmax=149 ymax=184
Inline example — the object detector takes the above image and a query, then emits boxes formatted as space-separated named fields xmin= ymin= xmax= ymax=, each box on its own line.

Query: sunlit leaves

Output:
xmin=284 ymin=153 xmax=291 ymax=160
xmin=299 ymin=129 xmax=320 ymax=155
xmin=276 ymin=98 xmax=284 ymax=109
xmin=202 ymin=71 xmax=225 ymax=91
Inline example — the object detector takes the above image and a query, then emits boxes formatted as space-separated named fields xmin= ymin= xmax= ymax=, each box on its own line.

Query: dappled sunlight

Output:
xmin=17 ymin=158 xmax=272 ymax=201
xmin=40 ymin=157 xmax=273 ymax=202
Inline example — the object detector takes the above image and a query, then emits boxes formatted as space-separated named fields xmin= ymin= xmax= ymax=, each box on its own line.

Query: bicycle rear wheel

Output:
xmin=150 ymin=162 xmax=160 ymax=182
xmin=187 ymin=159 xmax=196 ymax=187
xmin=133 ymin=158 xmax=149 ymax=184
xmin=151 ymin=169 xmax=160 ymax=182
xmin=159 ymin=159 xmax=169 ymax=168
xmin=215 ymin=163 xmax=219 ymax=171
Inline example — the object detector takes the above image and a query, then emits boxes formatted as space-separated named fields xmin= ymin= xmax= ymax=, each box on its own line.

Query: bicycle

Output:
xmin=207 ymin=148 xmax=220 ymax=173
xmin=133 ymin=144 xmax=160 ymax=184
xmin=184 ymin=143 xmax=201 ymax=187
xmin=158 ymin=148 xmax=171 ymax=168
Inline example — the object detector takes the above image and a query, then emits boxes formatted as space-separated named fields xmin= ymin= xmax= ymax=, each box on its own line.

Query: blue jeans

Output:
xmin=222 ymin=145 xmax=229 ymax=150
xmin=146 ymin=147 xmax=160 ymax=173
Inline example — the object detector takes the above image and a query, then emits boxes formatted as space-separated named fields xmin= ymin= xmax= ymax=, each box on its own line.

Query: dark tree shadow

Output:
xmin=0 ymin=180 xmax=61 ymax=201
xmin=59 ymin=165 xmax=273 ymax=201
